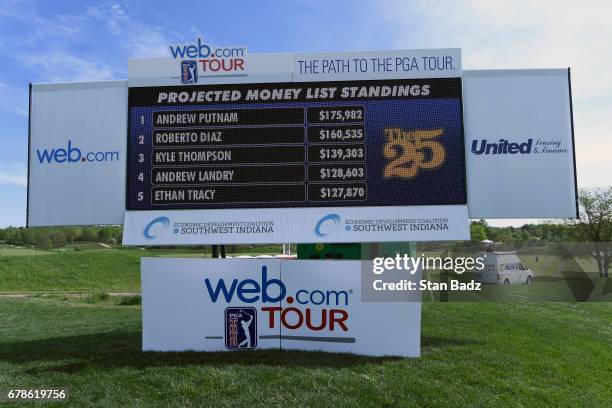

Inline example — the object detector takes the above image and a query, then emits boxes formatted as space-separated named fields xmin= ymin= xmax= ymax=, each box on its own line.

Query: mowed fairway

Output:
xmin=0 ymin=297 xmax=610 ymax=407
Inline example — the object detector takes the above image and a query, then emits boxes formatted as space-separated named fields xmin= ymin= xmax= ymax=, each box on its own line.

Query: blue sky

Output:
xmin=1 ymin=0 xmax=611 ymax=227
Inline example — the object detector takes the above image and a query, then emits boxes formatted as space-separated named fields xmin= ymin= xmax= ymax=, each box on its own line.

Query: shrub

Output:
xmin=83 ymin=292 xmax=111 ymax=304
xmin=114 ymin=295 xmax=141 ymax=306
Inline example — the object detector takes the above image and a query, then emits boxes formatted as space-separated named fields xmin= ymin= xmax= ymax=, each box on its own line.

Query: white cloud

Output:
xmin=0 ymin=1 xmax=118 ymax=82
xmin=0 ymin=162 xmax=26 ymax=187
xmin=1 ymin=1 xmax=174 ymax=83
xmin=85 ymin=3 xmax=172 ymax=58
xmin=19 ymin=51 xmax=115 ymax=82
xmin=385 ymin=0 xmax=612 ymax=94
xmin=0 ymin=2 xmax=87 ymax=47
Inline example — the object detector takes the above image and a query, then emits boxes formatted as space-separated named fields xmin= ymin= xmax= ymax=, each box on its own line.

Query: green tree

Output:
xmin=98 ymin=227 xmax=114 ymax=243
xmin=571 ymin=187 xmax=612 ymax=278
xmin=50 ymin=230 xmax=67 ymax=248
xmin=470 ymin=222 xmax=488 ymax=242
xmin=81 ymin=227 xmax=98 ymax=242
xmin=34 ymin=234 xmax=51 ymax=250
xmin=64 ymin=227 xmax=80 ymax=243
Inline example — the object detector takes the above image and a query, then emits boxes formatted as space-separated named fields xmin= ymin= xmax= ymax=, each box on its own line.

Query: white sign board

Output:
xmin=28 ymin=81 xmax=127 ymax=226
xmin=292 ymin=48 xmax=461 ymax=82
xmin=26 ymin=65 xmax=578 ymax=229
xmin=142 ymin=258 xmax=422 ymax=357
xmin=123 ymin=205 xmax=469 ymax=245
xmin=463 ymin=69 xmax=578 ymax=218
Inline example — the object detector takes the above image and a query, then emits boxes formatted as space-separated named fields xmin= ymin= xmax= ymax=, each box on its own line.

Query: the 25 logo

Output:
xmin=383 ymin=128 xmax=445 ymax=178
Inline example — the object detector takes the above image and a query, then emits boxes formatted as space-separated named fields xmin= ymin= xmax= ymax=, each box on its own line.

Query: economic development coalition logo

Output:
xmin=36 ymin=140 xmax=120 ymax=164
xmin=143 ymin=216 xmax=170 ymax=240
xmin=314 ymin=213 xmax=343 ymax=236
xmin=169 ymin=38 xmax=247 ymax=84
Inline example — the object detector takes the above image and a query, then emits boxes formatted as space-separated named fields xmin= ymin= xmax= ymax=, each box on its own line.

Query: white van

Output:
xmin=476 ymin=251 xmax=534 ymax=284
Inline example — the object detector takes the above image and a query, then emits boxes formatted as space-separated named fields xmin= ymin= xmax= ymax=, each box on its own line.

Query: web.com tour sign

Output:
xmin=141 ymin=258 xmax=422 ymax=356
xmin=168 ymin=38 xmax=247 ymax=82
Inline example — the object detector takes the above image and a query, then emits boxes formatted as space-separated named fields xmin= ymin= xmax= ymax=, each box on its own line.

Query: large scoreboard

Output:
xmin=26 ymin=48 xmax=577 ymax=243
xmin=126 ymin=79 xmax=466 ymax=211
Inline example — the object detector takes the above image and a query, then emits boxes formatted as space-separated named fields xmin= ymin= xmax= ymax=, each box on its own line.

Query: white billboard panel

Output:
xmin=28 ymin=81 xmax=127 ymax=226
xmin=463 ymin=69 xmax=578 ymax=218
xmin=122 ymin=206 xmax=470 ymax=245
xmin=293 ymin=48 xmax=461 ymax=81
xmin=141 ymin=258 xmax=421 ymax=357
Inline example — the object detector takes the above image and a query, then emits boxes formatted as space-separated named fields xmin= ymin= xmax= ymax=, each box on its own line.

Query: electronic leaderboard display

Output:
xmin=126 ymin=79 xmax=466 ymax=210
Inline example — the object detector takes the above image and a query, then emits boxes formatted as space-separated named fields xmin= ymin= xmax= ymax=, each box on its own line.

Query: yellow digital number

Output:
xmin=383 ymin=128 xmax=446 ymax=178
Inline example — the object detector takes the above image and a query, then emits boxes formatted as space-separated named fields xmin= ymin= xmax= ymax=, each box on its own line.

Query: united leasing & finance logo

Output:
xmin=169 ymin=38 xmax=247 ymax=83
xmin=471 ymin=138 xmax=568 ymax=155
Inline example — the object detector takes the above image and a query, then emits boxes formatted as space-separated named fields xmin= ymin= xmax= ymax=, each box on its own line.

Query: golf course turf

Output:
xmin=0 ymin=297 xmax=610 ymax=407
xmin=0 ymin=246 xmax=610 ymax=406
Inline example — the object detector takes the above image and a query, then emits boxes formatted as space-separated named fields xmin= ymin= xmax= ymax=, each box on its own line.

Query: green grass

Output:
xmin=0 ymin=249 xmax=142 ymax=293
xmin=0 ymin=247 xmax=283 ymax=293
xmin=0 ymin=244 xmax=54 ymax=256
xmin=0 ymin=247 xmax=610 ymax=406
xmin=0 ymin=298 xmax=609 ymax=407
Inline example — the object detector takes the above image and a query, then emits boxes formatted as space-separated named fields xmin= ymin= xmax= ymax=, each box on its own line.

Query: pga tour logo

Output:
xmin=169 ymin=38 xmax=247 ymax=84
xmin=225 ymin=307 xmax=257 ymax=349
xmin=181 ymin=61 xmax=198 ymax=84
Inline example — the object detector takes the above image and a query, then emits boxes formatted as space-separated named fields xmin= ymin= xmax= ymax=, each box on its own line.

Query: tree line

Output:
xmin=0 ymin=188 xmax=609 ymax=276
xmin=0 ymin=226 xmax=123 ymax=249
xmin=0 ymin=222 xmax=580 ymax=250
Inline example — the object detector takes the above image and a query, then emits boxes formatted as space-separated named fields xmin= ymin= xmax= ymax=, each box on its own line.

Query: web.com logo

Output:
xmin=169 ymin=38 xmax=246 ymax=60
xmin=36 ymin=140 xmax=120 ymax=164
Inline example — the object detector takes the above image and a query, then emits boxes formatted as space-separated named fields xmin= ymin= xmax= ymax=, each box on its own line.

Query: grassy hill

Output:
xmin=0 ymin=249 xmax=141 ymax=292
xmin=0 ymin=245 xmax=283 ymax=293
